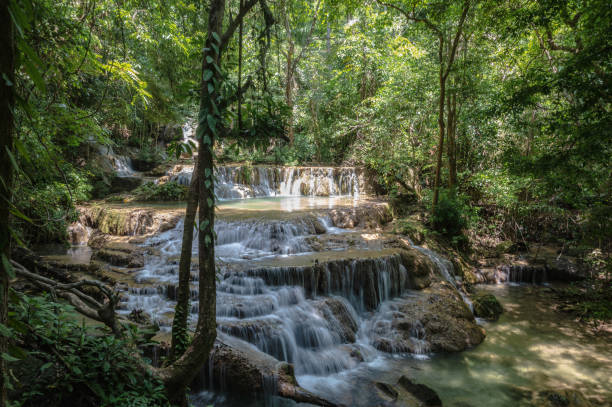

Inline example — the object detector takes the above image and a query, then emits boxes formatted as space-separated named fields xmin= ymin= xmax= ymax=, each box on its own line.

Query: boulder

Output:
xmin=67 ymin=222 xmax=91 ymax=245
xmin=472 ymin=292 xmax=503 ymax=320
xmin=313 ymin=297 xmax=359 ymax=343
xmin=372 ymin=283 xmax=485 ymax=354
xmin=78 ymin=205 xmax=181 ymax=236
xmin=191 ymin=333 xmax=337 ymax=407
xmin=329 ymin=203 xmax=393 ymax=229
xmin=399 ymin=249 xmax=434 ymax=289
xmin=92 ymin=244 xmax=144 ymax=268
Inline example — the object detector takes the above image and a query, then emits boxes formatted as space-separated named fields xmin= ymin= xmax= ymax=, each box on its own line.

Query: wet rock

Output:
xmin=88 ymin=230 xmax=111 ymax=249
xmin=313 ymin=297 xmax=359 ymax=343
xmin=472 ymin=292 xmax=503 ymax=320
xmin=246 ymin=249 xmax=434 ymax=311
xmin=145 ymin=163 xmax=171 ymax=177
xmin=92 ymin=246 xmax=144 ymax=268
xmin=67 ymin=222 xmax=91 ymax=245
xmin=375 ymin=382 xmax=398 ymax=401
xmin=397 ymin=376 xmax=442 ymax=406
xmin=192 ymin=333 xmax=337 ymax=407
xmin=312 ymin=218 xmax=327 ymax=234
xmin=374 ymin=283 xmax=485 ymax=354
xmin=399 ymin=249 xmax=434 ymax=289
xmin=78 ymin=205 xmax=181 ymax=236
xmin=329 ymin=203 xmax=392 ymax=229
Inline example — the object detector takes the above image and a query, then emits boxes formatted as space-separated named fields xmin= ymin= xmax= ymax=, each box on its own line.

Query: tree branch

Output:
xmin=376 ymin=0 xmax=442 ymax=37
xmin=220 ymin=0 xmax=260 ymax=51
xmin=443 ymin=0 xmax=470 ymax=80
xmin=292 ymin=0 xmax=322 ymax=69
xmin=11 ymin=260 xmax=124 ymax=336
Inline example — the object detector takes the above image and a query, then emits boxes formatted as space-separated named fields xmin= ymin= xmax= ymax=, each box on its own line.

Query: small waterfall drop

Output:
xmin=169 ymin=165 xmax=365 ymax=199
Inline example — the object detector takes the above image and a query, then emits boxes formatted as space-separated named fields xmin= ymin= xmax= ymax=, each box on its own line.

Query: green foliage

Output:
xmin=556 ymin=278 xmax=612 ymax=324
xmin=5 ymin=293 xmax=169 ymax=407
xmin=431 ymin=190 xmax=472 ymax=238
xmin=134 ymin=182 xmax=187 ymax=202
xmin=12 ymin=168 xmax=92 ymax=244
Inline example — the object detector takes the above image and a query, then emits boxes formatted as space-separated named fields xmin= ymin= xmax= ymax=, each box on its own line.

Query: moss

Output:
xmin=473 ymin=292 xmax=504 ymax=320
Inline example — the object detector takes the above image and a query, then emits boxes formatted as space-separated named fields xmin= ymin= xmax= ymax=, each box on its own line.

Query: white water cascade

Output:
xmin=168 ymin=165 xmax=365 ymax=199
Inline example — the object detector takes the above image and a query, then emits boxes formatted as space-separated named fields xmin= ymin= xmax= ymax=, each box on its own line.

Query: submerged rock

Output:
xmin=373 ymin=377 xmax=443 ymax=407
xmin=522 ymin=389 xmax=593 ymax=407
xmin=472 ymin=292 xmax=503 ymax=320
xmin=397 ymin=376 xmax=442 ymax=406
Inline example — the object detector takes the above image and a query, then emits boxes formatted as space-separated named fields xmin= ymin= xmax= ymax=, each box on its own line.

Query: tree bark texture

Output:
xmin=0 ymin=1 xmax=15 ymax=404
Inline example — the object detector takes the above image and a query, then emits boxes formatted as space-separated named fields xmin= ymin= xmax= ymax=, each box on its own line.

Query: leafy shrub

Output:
xmin=134 ymin=181 xmax=187 ymax=201
xmin=432 ymin=189 xmax=470 ymax=237
xmin=6 ymin=293 xmax=169 ymax=407
xmin=12 ymin=169 xmax=92 ymax=244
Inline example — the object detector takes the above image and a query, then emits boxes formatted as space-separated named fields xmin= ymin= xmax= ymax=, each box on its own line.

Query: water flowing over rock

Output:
xmin=68 ymin=175 xmax=491 ymax=405
xmin=167 ymin=164 xmax=373 ymax=199
xmin=366 ymin=283 xmax=485 ymax=354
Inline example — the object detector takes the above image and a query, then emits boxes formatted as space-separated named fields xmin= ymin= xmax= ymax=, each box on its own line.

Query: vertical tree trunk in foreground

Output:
xmin=0 ymin=1 xmax=14 ymax=405
xmin=447 ymin=91 xmax=457 ymax=189
xmin=163 ymin=0 xmax=264 ymax=403
xmin=169 ymin=158 xmax=199 ymax=360
xmin=162 ymin=1 xmax=225 ymax=404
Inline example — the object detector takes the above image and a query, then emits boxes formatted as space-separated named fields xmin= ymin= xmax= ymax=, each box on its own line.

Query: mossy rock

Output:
xmin=473 ymin=292 xmax=503 ymax=320
xmin=495 ymin=240 xmax=515 ymax=256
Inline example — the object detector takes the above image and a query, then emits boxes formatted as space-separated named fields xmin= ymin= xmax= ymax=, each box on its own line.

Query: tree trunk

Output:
xmin=0 ymin=0 xmax=14 ymax=404
xmin=285 ymin=42 xmax=295 ymax=144
xmin=169 ymin=158 xmax=199 ymax=360
xmin=162 ymin=1 xmax=226 ymax=403
xmin=448 ymin=91 xmax=457 ymax=189
xmin=237 ymin=0 xmax=243 ymax=130
xmin=432 ymin=39 xmax=446 ymax=210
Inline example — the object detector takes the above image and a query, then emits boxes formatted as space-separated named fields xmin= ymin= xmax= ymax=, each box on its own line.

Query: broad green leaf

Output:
xmin=1 ymin=253 xmax=15 ymax=279
xmin=207 ymin=114 xmax=216 ymax=131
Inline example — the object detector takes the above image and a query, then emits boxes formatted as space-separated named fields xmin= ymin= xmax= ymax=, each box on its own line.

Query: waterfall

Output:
xmin=169 ymin=165 xmax=365 ymax=199
xmin=410 ymin=244 xmax=474 ymax=313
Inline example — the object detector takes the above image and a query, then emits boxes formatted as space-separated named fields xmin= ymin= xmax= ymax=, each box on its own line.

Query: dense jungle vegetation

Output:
xmin=0 ymin=0 xmax=610 ymax=406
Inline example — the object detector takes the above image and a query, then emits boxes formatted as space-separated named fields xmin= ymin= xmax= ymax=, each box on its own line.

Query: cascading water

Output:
xmin=114 ymin=169 xmax=479 ymax=405
xmin=169 ymin=165 xmax=365 ymax=199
